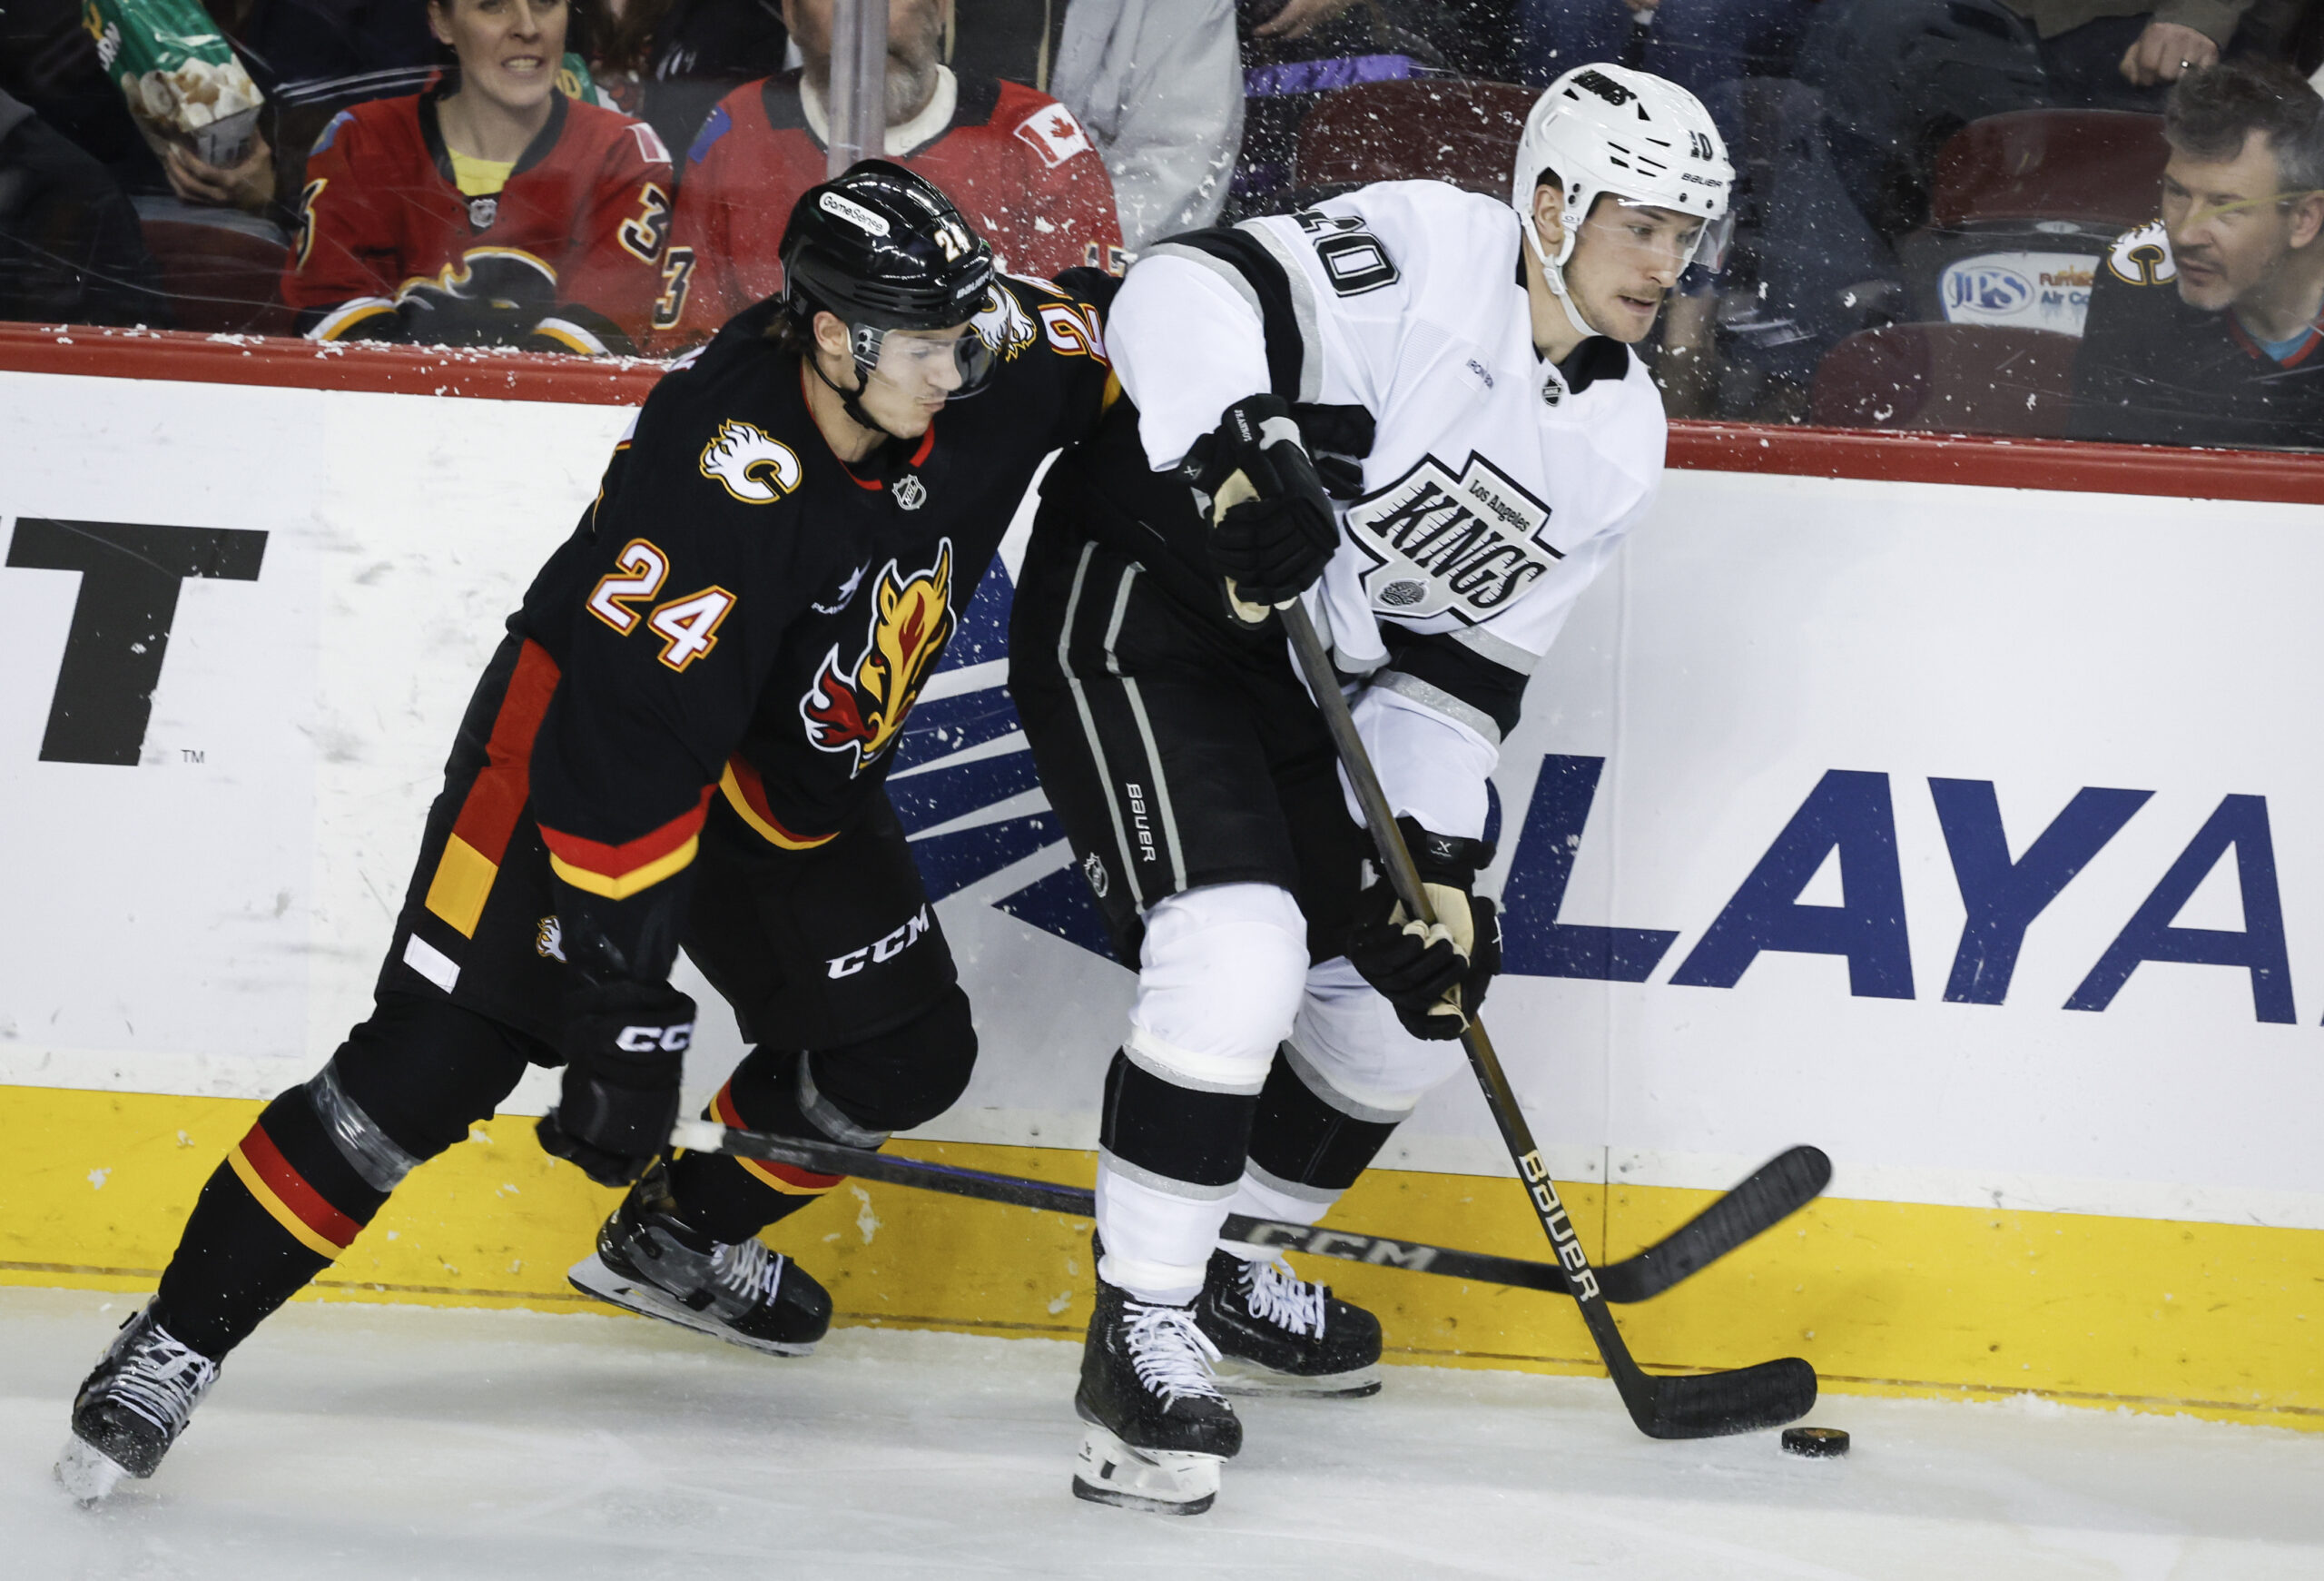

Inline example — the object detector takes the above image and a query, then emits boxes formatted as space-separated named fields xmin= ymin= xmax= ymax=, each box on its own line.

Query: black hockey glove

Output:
xmin=1344 ymin=818 xmax=1502 ymax=1042
xmin=1191 ymin=392 xmax=1341 ymax=623
xmin=537 ymin=979 xmax=695 ymax=1187
xmin=392 ymin=281 xmax=539 ymax=349
xmin=1290 ymin=401 xmax=1376 ymax=500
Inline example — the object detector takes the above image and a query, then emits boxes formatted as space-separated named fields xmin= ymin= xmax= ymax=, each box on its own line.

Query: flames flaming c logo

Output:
xmin=801 ymin=540 xmax=955 ymax=774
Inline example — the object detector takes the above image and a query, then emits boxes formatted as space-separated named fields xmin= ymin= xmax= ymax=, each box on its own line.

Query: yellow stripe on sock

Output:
xmin=735 ymin=1154 xmax=842 ymax=1196
xmin=226 ymin=1145 xmax=344 ymax=1260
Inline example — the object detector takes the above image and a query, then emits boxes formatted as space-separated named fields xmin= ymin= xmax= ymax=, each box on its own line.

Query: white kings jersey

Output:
xmin=1103 ymin=181 xmax=1667 ymax=841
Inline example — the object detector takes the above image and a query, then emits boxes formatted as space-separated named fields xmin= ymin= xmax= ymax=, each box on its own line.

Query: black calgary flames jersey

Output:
xmin=516 ymin=272 xmax=1117 ymax=968
xmin=2070 ymin=220 xmax=2324 ymax=450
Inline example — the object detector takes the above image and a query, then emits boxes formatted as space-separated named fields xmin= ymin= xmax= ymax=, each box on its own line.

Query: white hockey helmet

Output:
xmin=1512 ymin=63 xmax=1736 ymax=279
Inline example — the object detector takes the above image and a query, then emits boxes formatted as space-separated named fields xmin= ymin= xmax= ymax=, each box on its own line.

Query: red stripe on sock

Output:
xmin=713 ymin=1084 xmax=843 ymax=1192
xmin=238 ymin=1122 xmax=364 ymax=1250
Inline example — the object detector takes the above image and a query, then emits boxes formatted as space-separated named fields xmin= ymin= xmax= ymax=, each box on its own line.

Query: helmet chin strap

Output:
xmin=1523 ymin=210 xmax=1604 ymax=345
xmin=806 ymin=338 xmax=915 ymax=452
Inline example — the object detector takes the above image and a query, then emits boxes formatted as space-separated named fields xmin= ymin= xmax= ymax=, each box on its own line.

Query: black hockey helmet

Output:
xmin=780 ymin=160 xmax=1000 ymax=411
xmin=780 ymin=159 xmax=994 ymax=328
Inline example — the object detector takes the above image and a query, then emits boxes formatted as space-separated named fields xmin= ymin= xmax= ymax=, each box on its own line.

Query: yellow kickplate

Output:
xmin=5 ymin=1083 xmax=2317 ymax=1428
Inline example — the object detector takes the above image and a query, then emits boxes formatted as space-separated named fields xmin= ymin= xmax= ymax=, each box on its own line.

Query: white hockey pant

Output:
xmin=1094 ymin=883 xmax=1466 ymax=1305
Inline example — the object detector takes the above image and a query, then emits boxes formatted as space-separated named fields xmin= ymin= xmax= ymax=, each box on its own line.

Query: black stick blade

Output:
xmin=1640 ymin=1358 xmax=1818 ymax=1440
xmin=1600 ymin=1146 xmax=1833 ymax=1304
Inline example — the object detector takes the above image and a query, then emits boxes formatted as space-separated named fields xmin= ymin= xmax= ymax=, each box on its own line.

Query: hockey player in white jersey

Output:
xmin=1008 ymin=61 xmax=1735 ymax=1516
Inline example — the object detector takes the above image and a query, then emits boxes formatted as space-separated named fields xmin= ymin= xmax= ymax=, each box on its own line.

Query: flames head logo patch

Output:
xmin=970 ymin=286 xmax=1038 ymax=361
xmin=700 ymin=420 xmax=803 ymax=504
xmin=802 ymin=540 xmax=956 ymax=774
xmin=2106 ymin=218 xmax=2176 ymax=287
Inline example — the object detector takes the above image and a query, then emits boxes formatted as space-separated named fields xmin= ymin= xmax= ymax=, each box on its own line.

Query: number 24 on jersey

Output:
xmin=586 ymin=538 xmax=736 ymax=671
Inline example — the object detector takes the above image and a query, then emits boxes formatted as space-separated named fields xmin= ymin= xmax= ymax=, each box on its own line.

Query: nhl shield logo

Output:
xmin=893 ymin=474 xmax=927 ymax=510
xmin=468 ymin=195 xmax=498 ymax=231
xmin=1081 ymin=850 xmax=1109 ymax=899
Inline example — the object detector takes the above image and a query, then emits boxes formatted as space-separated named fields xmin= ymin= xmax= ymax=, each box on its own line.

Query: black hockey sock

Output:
xmin=665 ymin=999 xmax=977 ymax=1246
xmin=1242 ymin=1044 xmax=1403 ymax=1198
xmin=155 ymin=1086 xmax=391 ymax=1359
xmin=665 ymin=1062 xmax=850 ymax=1246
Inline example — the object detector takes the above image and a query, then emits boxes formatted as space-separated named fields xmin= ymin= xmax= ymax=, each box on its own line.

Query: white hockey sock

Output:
xmin=1095 ymin=1158 xmax=1234 ymax=1305
xmin=1217 ymin=1166 xmax=1341 ymax=1261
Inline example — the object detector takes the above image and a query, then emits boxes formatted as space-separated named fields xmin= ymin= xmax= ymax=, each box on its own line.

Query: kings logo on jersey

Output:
xmin=802 ymin=540 xmax=956 ymax=775
xmin=1344 ymin=454 xmax=1562 ymax=621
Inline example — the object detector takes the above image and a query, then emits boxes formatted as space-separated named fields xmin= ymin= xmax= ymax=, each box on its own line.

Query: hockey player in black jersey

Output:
xmin=57 ymin=162 xmax=1118 ymax=1504
xmin=1012 ymin=64 xmax=1734 ymax=1514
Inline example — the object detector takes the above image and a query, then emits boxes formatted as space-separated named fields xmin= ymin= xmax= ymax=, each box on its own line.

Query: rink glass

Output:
xmin=5 ymin=0 xmax=2322 ymax=450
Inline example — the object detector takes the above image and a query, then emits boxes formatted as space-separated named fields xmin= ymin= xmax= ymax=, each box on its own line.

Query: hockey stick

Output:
xmin=667 ymin=1119 xmax=1829 ymax=1306
xmin=1275 ymin=599 xmax=1817 ymax=1439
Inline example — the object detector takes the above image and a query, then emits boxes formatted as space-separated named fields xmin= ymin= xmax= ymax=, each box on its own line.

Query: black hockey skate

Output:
xmin=1073 ymin=1276 xmax=1242 ymax=1517
xmin=1196 ymin=1248 xmax=1383 ymax=1397
xmin=55 ymin=1300 xmax=221 ymax=1504
xmin=567 ymin=1162 xmax=832 ymax=1357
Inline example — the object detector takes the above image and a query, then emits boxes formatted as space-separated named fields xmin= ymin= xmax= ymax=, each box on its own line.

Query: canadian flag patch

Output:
xmin=1013 ymin=104 xmax=1092 ymax=169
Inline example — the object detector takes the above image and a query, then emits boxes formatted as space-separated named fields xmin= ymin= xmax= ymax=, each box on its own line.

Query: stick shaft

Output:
xmin=674 ymin=1121 xmax=1827 ymax=1306
xmin=1276 ymin=601 xmax=1666 ymax=1414
xmin=672 ymin=1120 xmax=1576 ymax=1292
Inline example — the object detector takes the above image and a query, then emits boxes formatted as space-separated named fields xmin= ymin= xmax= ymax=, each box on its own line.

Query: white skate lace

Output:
xmin=107 ymin=1326 xmax=218 ymax=1435
xmin=1240 ymin=1257 xmax=1328 ymax=1339
xmin=711 ymin=1236 xmax=786 ymax=1306
xmin=1122 ymin=1300 xmax=1226 ymax=1406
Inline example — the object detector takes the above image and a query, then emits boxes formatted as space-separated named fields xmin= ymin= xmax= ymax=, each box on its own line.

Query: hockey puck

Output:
xmin=1781 ymin=1427 xmax=1849 ymax=1458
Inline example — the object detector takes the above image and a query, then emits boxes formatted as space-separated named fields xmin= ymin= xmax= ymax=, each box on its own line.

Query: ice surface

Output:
xmin=5 ymin=1286 xmax=2319 ymax=1579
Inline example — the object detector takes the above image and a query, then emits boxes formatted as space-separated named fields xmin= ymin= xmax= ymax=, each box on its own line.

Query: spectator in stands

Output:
xmin=0 ymin=88 xmax=174 ymax=325
xmin=237 ymin=0 xmax=450 ymax=223
xmin=1046 ymin=0 xmax=1244 ymax=246
xmin=3 ymin=0 xmax=448 ymax=224
xmin=658 ymin=0 xmax=1121 ymax=343
xmin=1718 ymin=0 xmax=2307 ymax=418
xmin=282 ymin=0 xmax=676 ymax=352
xmin=938 ymin=0 xmax=1241 ymax=245
xmin=572 ymin=0 xmax=793 ymax=163
xmin=1799 ymin=2 xmax=2307 ymax=241
xmin=2073 ymin=58 xmax=2324 ymax=446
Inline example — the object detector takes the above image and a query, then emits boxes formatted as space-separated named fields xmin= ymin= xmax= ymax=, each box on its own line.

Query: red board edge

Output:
xmin=0 ymin=322 xmax=662 ymax=407
xmin=5 ymin=325 xmax=2321 ymax=505
xmin=1669 ymin=420 xmax=2324 ymax=507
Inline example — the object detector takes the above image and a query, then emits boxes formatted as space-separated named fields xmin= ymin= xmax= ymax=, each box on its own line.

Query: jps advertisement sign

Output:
xmin=1939 ymin=250 xmax=2096 ymax=336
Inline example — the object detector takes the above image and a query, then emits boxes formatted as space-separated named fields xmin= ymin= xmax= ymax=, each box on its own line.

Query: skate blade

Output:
xmin=1071 ymin=1425 xmax=1221 ymax=1517
xmin=566 ymin=1254 xmax=815 ymax=1359
xmin=1211 ymin=1355 xmax=1383 ymax=1398
xmin=55 ymin=1436 xmax=134 ymax=1506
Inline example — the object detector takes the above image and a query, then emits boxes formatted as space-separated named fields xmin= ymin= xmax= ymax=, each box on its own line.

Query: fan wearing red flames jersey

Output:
xmin=56 ymin=163 xmax=1118 ymax=1506
xmin=655 ymin=0 xmax=1123 ymax=346
xmin=284 ymin=0 xmax=675 ymax=355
